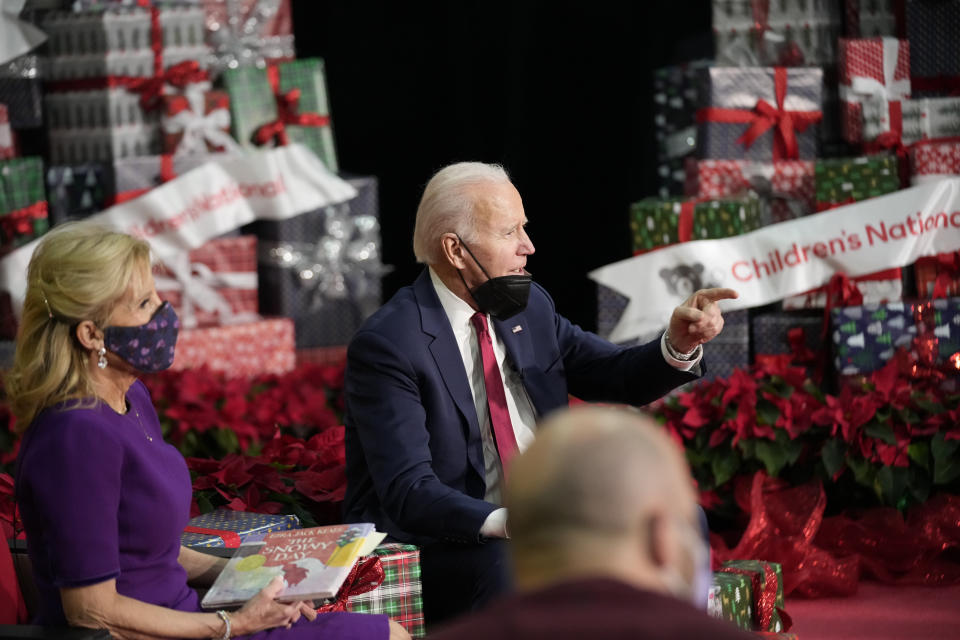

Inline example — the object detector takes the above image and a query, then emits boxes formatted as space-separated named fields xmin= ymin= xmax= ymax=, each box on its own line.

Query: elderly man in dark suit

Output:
xmin=343 ymin=162 xmax=736 ymax=625
xmin=428 ymin=405 xmax=752 ymax=640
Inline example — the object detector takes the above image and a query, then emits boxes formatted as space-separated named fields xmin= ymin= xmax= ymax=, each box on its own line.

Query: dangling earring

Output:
xmin=97 ymin=347 xmax=108 ymax=370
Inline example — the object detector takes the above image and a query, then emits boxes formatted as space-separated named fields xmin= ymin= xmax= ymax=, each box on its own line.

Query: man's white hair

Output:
xmin=412 ymin=162 xmax=512 ymax=265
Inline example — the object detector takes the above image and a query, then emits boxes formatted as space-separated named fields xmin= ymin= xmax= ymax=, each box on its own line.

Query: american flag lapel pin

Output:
xmin=512 ymin=325 xmax=523 ymax=333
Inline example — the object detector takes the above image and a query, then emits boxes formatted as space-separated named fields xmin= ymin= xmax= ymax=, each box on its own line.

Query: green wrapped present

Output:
xmin=223 ymin=58 xmax=338 ymax=171
xmin=708 ymin=570 xmax=753 ymax=631
xmin=346 ymin=543 xmax=424 ymax=638
xmin=628 ymin=195 xmax=761 ymax=253
xmin=814 ymin=155 xmax=900 ymax=211
xmin=0 ymin=157 xmax=49 ymax=254
xmin=181 ymin=510 xmax=300 ymax=548
xmin=720 ymin=559 xmax=789 ymax=633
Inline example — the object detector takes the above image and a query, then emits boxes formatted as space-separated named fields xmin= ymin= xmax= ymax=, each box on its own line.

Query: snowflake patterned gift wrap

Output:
xmin=181 ymin=510 xmax=300 ymax=548
xmin=910 ymin=138 xmax=960 ymax=185
xmin=170 ymin=317 xmax=295 ymax=377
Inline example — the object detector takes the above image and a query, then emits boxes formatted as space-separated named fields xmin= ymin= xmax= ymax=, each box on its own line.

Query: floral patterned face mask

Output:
xmin=103 ymin=301 xmax=180 ymax=373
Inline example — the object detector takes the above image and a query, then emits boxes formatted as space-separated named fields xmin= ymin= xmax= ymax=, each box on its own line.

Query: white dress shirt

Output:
xmin=428 ymin=268 xmax=701 ymax=538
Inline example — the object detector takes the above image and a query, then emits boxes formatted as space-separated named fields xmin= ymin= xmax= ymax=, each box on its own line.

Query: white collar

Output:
xmin=429 ymin=267 xmax=484 ymax=334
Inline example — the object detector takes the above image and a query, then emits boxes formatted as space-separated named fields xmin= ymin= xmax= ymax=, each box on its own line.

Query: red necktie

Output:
xmin=470 ymin=312 xmax=520 ymax=475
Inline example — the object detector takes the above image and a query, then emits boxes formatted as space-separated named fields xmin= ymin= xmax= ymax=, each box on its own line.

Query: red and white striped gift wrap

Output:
xmin=838 ymin=37 xmax=911 ymax=143
xmin=695 ymin=159 xmax=815 ymax=224
xmin=910 ymin=138 xmax=960 ymax=184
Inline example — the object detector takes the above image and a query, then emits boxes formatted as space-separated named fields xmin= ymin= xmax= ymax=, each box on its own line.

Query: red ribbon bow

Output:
xmin=128 ymin=60 xmax=211 ymax=111
xmin=315 ymin=556 xmax=385 ymax=613
xmin=697 ymin=67 xmax=822 ymax=160
xmin=819 ymin=272 xmax=864 ymax=341
xmin=786 ymin=327 xmax=817 ymax=365
xmin=718 ymin=563 xmax=792 ymax=632
xmin=253 ymin=65 xmax=331 ymax=147
xmin=863 ymin=101 xmax=911 ymax=187
xmin=1 ymin=202 xmax=47 ymax=242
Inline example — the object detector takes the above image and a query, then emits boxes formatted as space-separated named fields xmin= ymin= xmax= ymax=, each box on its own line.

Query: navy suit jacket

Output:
xmin=343 ymin=269 xmax=699 ymax=545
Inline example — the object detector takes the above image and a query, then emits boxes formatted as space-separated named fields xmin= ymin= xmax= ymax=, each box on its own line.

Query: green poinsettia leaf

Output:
xmin=908 ymin=442 xmax=931 ymax=471
xmin=738 ymin=438 xmax=756 ymax=459
xmin=822 ymin=438 xmax=846 ymax=477
xmin=802 ymin=381 xmax=826 ymax=403
xmin=214 ymin=427 xmax=241 ymax=455
xmin=932 ymin=432 xmax=960 ymax=485
xmin=847 ymin=456 xmax=875 ymax=487
xmin=865 ymin=421 xmax=897 ymax=446
xmin=757 ymin=401 xmax=780 ymax=426
xmin=913 ymin=396 xmax=945 ymax=415
xmin=877 ymin=465 xmax=908 ymax=508
xmin=909 ymin=465 xmax=931 ymax=505
xmin=896 ymin=408 xmax=920 ymax=424
xmin=267 ymin=492 xmax=318 ymax=528
xmin=196 ymin=492 xmax=215 ymax=514
xmin=711 ymin=447 xmax=740 ymax=486
xmin=754 ymin=433 xmax=801 ymax=477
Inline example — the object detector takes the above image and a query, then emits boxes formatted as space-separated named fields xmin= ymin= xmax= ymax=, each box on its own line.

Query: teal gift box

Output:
xmin=180 ymin=510 xmax=300 ymax=548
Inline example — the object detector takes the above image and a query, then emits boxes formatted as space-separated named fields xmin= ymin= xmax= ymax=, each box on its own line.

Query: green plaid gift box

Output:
xmin=0 ymin=157 xmax=49 ymax=251
xmin=223 ymin=58 xmax=338 ymax=171
xmin=180 ymin=510 xmax=300 ymax=548
xmin=629 ymin=195 xmax=760 ymax=253
xmin=346 ymin=543 xmax=424 ymax=638
xmin=815 ymin=155 xmax=900 ymax=210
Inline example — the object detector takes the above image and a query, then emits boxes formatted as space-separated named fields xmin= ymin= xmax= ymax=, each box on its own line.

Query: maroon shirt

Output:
xmin=429 ymin=577 xmax=753 ymax=640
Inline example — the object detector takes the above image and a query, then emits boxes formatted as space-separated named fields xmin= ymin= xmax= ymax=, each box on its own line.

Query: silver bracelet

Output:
xmin=664 ymin=331 xmax=699 ymax=361
xmin=215 ymin=610 xmax=231 ymax=640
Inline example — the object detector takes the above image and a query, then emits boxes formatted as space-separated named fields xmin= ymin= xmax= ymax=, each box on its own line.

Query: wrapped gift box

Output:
xmin=751 ymin=310 xmax=823 ymax=361
xmin=0 ymin=105 xmax=15 ymax=160
xmin=629 ymin=195 xmax=762 ymax=254
xmin=112 ymin=153 xmax=211 ymax=203
xmin=701 ymin=309 xmax=750 ymax=381
xmin=838 ymin=38 xmax=911 ymax=144
xmin=171 ymin=316 xmax=296 ymax=377
xmin=832 ymin=300 xmax=919 ymax=375
xmin=696 ymin=67 xmax=823 ymax=161
xmin=862 ymin=96 xmax=960 ymax=145
xmin=346 ymin=543 xmax=424 ymax=638
xmin=694 ymin=159 xmax=815 ymax=225
xmin=0 ymin=157 xmax=48 ymax=256
xmin=905 ymin=0 xmax=960 ymax=97
xmin=712 ymin=0 xmax=842 ymax=66
xmin=915 ymin=253 xmax=960 ymax=298
xmin=155 ymin=235 xmax=259 ymax=328
xmin=708 ymin=570 xmax=753 ymax=631
xmin=200 ymin=0 xmax=296 ymax=77
xmin=719 ymin=560 xmax=788 ymax=633
xmin=161 ymin=88 xmax=236 ymax=155
xmin=910 ymin=138 xmax=960 ymax=185
xmin=653 ymin=60 xmax=710 ymax=198
xmin=223 ymin=58 xmax=337 ymax=171
xmin=41 ymin=5 xmax=212 ymax=163
xmin=45 ymin=163 xmax=113 ymax=226
xmin=181 ymin=509 xmax=300 ymax=548
xmin=814 ymin=155 xmax=900 ymax=210
xmin=844 ymin=0 xmax=898 ymax=37
xmin=243 ymin=175 xmax=384 ymax=348
xmin=0 ymin=55 xmax=42 ymax=129
xmin=783 ymin=269 xmax=904 ymax=310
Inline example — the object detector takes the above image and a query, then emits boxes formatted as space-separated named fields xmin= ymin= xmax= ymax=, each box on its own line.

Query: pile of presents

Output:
xmin=0 ymin=0 xmax=387 ymax=374
xmin=600 ymin=0 xmax=960 ymax=386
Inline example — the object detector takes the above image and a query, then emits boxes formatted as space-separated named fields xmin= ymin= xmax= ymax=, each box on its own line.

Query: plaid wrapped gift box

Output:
xmin=629 ymin=195 xmax=762 ymax=253
xmin=905 ymin=0 xmax=960 ymax=97
xmin=712 ymin=0 xmax=842 ymax=67
xmin=0 ymin=105 xmax=15 ymax=160
xmin=862 ymin=96 xmax=960 ymax=145
xmin=244 ymin=175 xmax=384 ymax=348
xmin=223 ymin=59 xmax=337 ymax=172
xmin=0 ymin=157 xmax=49 ymax=255
xmin=653 ymin=60 xmax=710 ymax=198
xmin=719 ymin=559 xmax=789 ymax=633
xmin=838 ymin=37 xmax=911 ymax=144
xmin=155 ymin=235 xmax=259 ymax=328
xmin=345 ymin=543 xmax=424 ymax=638
xmin=181 ymin=510 xmax=300 ymax=548
xmin=171 ymin=317 xmax=295 ymax=377
xmin=696 ymin=66 xmax=823 ymax=161
xmin=814 ymin=155 xmax=900 ymax=210
xmin=694 ymin=159 xmax=815 ymax=226
xmin=0 ymin=54 xmax=43 ymax=129
xmin=910 ymin=137 xmax=960 ymax=185
xmin=844 ymin=0 xmax=898 ymax=37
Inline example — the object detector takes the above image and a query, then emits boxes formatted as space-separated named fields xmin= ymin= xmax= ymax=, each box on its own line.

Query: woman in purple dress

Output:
xmin=7 ymin=223 xmax=407 ymax=640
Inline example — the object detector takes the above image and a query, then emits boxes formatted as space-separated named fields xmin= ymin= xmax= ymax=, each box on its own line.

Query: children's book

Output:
xmin=201 ymin=523 xmax=383 ymax=607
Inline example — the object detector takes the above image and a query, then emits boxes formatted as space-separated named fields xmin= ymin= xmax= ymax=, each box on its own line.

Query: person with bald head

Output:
xmin=343 ymin=162 xmax=737 ymax=625
xmin=429 ymin=405 xmax=750 ymax=640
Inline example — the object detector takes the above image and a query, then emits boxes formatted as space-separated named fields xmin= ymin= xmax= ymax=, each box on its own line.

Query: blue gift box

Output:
xmin=181 ymin=510 xmax=300 ymax=548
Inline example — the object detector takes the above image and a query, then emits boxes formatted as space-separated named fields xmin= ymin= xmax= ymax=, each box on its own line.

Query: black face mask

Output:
xmin=457 ymin=237 xmax=532 ymax=320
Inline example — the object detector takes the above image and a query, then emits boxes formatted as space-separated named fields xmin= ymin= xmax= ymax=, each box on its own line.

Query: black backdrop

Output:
xmin=292 ymin=1 xmax=713 ymax=331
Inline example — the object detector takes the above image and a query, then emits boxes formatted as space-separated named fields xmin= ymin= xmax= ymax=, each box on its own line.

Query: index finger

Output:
xmin=696 ymin=288 xmax=739 ymax=304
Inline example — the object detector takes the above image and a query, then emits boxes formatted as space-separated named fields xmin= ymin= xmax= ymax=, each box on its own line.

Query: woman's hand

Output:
xmin=230 ymin=576 xmax=316 ymax=635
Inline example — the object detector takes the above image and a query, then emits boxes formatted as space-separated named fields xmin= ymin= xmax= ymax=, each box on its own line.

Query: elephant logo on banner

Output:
xmin=658 ymin=263 xmax=719 ymax=299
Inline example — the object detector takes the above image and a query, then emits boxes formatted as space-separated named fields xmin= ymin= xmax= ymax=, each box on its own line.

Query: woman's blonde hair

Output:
xmin=4 ymin=222 xmax=151 ymax=431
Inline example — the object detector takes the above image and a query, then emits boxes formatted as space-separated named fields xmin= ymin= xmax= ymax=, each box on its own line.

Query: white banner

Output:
xmin=0 ymin=144 xmax=357 ymax=318
xmin=590 ymin=178 xmax=960 ymax=343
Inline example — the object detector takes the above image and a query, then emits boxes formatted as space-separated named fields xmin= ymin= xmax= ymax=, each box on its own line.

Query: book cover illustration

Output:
xmin=201 ymin=523 xmax=377 ymax=607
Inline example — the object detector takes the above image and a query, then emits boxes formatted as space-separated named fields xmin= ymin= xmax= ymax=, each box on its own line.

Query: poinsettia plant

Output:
xmin=655 ymin=350 xmax=960 ymax=520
